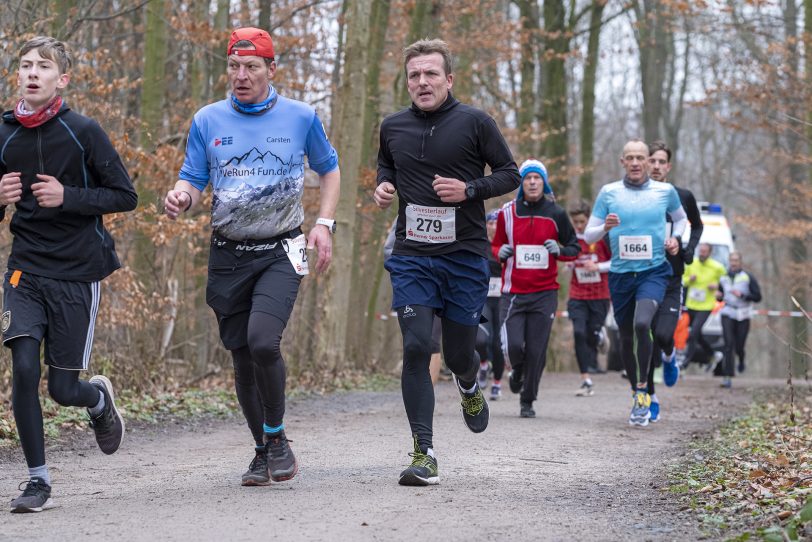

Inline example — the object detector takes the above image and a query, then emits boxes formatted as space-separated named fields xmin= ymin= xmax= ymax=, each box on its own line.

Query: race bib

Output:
xmin=516 ymin=245 xmax=549 ymax=269
xmin=618 ymin=235 xmax=653 ymax=260
xmin=688 ymin=288 xmax=706 ymax=302
xmin=488 ymin=276 xmax=502 ymax=297
xmin=734 ymin=306 xmax=752 ymax=320
xmin=575 ymin=267 xmax=601 ymax=284
xmin=282 ymin=234 xmax=309 ymax=276
xmin=405 ymin=204 xmax=456 ymax=243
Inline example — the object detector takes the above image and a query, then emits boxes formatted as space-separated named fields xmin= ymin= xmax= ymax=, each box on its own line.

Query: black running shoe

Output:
xmin=455 ymin=378 xmax=489 ymax=433
xmin=88 ymin=375 xmax=125 ymax=455
xmin=520 ymin=401 xmax=535 ymax=418
xmin=265 ymin=431 xmax=298 ymax=482
xmin=398 ymin=436 xmax=438 ymax=486
xmin=241 ymin=448 xmax=271 ymax=486
xmin=508 ymin=368 xmax=523 ymax=394
xmin=10 ymin=478 xmax=53 ymax=513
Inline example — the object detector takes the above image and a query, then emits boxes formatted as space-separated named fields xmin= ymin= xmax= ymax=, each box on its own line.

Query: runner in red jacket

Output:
xmin=491 ymin=159 xmax=579 ymax=418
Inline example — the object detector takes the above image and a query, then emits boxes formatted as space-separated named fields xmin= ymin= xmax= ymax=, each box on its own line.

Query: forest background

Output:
xmin=0 ymin=0 xmax=809 ymax=398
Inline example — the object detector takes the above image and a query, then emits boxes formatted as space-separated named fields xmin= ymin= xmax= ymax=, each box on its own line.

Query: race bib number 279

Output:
xmin=405 ymin=204 xmax=456 ymax=244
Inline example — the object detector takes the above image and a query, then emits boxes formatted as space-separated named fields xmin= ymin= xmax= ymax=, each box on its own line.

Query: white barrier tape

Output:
xmin=377 ymin=309 xmax=806 ymax=320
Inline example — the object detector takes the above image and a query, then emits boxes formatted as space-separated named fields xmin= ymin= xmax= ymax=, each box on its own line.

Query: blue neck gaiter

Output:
xmin=230 ymin=85 xmax=277 ymax=115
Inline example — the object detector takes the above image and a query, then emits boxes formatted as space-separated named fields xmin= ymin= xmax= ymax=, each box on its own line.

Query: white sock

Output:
xmin=651 ymin=393 xmax=659 ymax=404
xmin=88 ymin=390 xmax=105 ymax=417
xmin=584 ymin=378 xmax=593 ymax=386
xmin=458 ymin=381 xmax=477 ymax=394
xmin=29 ymin=465 xmax=50 ymax=486
xmin=426 ymin=448 xmax=435 ymax=458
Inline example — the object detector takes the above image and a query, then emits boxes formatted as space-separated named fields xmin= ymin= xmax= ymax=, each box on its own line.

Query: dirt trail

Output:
xmin=0 ymin=372 xmax=768 ymax=541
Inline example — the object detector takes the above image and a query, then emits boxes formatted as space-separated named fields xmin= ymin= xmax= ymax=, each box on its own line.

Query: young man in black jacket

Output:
xmin=374 ymin=39 xmax=520 ymax=486
xmin=0 ymin=36 xmax=137 ymax=513
xmin=645 ymin=140 xmax=703 ymax=421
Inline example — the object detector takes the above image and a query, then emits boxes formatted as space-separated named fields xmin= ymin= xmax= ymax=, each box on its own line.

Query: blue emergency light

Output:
xmin=707 ymin=203 xmax=723 ymax=213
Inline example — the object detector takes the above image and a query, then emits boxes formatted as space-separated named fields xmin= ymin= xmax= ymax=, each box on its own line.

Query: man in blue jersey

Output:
xmin=164 ymin=28 xmax=340 ymax=485
xmin=584 ymin=139 xmax=686 ymax=426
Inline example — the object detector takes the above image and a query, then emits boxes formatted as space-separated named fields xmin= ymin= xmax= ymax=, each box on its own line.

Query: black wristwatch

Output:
xmin=465 ymin=182 xmax=476 ymax=200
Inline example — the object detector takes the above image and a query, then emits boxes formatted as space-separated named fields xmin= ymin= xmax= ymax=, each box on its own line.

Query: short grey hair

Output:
xmin=403 ymin=39 xmax=453 ymax=76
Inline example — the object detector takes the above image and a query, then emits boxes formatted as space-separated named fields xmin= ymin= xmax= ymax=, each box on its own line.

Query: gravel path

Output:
xmin=0 ymin=372 xmax=769 ymax=541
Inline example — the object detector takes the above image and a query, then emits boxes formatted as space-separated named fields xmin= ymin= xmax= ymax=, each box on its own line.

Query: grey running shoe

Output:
xmin=398 ymin=436 xmax=439 ymax=486
xmin=575 ymin=381 xmax=594 ymax=397
xmin=520 ymin=401 xmax=535 ymax=418
xmin=720 ymin=377 xmax=732 ymax=389
xmin=706 ymin=351 xmax=724 ymax=373
xmin=477 ymin=362 xmax=489 ymax=389
xmin=265 ymin=431 xmax=298 ymax=482
xmin=628 ymin=391 xmax=651 ymax=427
xmin=88 ymin=375 xmax=125 ymax=455
xmin=241 ymin=448 xmax=270 ymax=486
xmin=10 ymin=478 xmax=53 ymax=513
xmin=455 ymin=377 xmax=489 ymax=433
xmin=490 ymin=383 xmax=502 ymax=401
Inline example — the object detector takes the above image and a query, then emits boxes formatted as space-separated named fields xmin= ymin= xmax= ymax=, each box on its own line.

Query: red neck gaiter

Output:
xmin=14 ymin=95 xmax=63 ymax=128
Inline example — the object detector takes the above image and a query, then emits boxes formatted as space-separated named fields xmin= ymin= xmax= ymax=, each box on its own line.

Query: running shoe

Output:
xmin=649 ymin=400 xmax=660 ymax=423
xmin=575 ymin=381 xmax=594 ymax=397
xmin=399 ymin=436 xmax=438 ymax=486
xmin=490 ymin=383 xmax=502 ymax=401
xmin=737 ymin=361 xmax=746 ymax=374
xmin=706 ymin=351 xmax=724 ymax=373
xmin=628 ymin=391 xmax=651 ymax=427
xmin=720 ymin=377 xmax=732 ymax=389
xmin=662 ymin=350 xmax=680 ymax=387
xmin=455 ymin=377 xmax=489 ymax=433
xmin=88 ymin=375 xmax=125 ymax=455
xmin=241 ymin=447 xmax=270 ymax=486
xmin=508 ymin=368 xmax=523 ymax=394
xmin=520 ymin=401 xmax=535 ymax=418
xmin=264 ymin=431 xmax=298 ymax=482
xmin=10 ymin=478 xmax=53 ymax=513
xmin=477 ymin=362 xmax=489 ymax=389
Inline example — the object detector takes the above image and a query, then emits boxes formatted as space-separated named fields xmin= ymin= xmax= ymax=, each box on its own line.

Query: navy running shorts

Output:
xmin=385 ymin=251 xmax=489 ymax=326
xmin=2 ymin=270 xmax=100 ymax=370
xmin=608 ymin=261 xmax=672 ymax=327
xmin=207 ymin=237 xmax=303 ymax=350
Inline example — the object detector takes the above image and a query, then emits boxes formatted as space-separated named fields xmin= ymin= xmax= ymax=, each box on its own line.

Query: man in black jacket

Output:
xmin=374 ymin=38 xmax=520 ymax=486
xmin=0 ymin=36 xmax=137 ymax=513
xmin=644 ymin=140 xmax=703 ymax=421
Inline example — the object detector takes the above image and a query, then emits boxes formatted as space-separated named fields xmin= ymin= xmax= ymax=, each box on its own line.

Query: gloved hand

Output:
xmin=543 ymin=239 xmax=560 ymax=256
xmin=498 ymin=244 xmax=514 ymax=261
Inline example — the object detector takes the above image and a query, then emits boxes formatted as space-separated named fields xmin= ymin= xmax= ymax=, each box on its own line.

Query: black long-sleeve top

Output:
xmin=0 ymin=105 xmax=137 ymax=281
xmin=377 ymin=94 xmax=520 ymax=258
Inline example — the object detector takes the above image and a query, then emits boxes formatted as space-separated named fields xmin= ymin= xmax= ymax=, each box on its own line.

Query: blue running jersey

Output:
xmin=180 ymin=95 xmax=338 ymax=240
xmin=592 ymin=179 xmax=681 ymax=273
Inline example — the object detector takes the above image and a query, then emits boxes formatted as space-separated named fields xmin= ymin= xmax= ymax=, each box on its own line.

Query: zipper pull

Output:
xmin=430 ymin=125 xmax=435 ymax=137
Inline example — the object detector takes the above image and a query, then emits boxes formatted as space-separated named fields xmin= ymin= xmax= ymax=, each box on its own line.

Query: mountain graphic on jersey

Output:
xmin=210 ymin=146 xmax=307 ymax=240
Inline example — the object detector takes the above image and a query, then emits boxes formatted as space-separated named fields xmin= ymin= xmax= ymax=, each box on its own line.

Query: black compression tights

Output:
xmin=231 ymin=311 xmax=288 ymax=445
xmin=398 ymin=305 xmax=479 ymax=451
xmin=618 ymin=299 xmax=659 ymax=391
xmin=11 ymin=337 xmax=100 ymax=468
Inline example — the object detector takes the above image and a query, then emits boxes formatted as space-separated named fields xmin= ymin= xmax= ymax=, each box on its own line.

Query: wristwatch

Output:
xmin=316 ymin=217 xmax=336 ymax=234
xmin=465 ymin=182 xmax=476 ymax=200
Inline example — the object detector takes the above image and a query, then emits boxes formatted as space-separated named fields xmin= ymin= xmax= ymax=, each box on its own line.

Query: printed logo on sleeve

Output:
xmin=214 ymin=136 xmax=234 ymax=146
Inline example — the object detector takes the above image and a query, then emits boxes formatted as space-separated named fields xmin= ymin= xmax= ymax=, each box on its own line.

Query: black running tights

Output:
xmin=618 ymin=299 xmax=659 ymax=391
xmin=398 ymin=305 xmax=479 ymax=451
xmin=231 ymin=311 xmax=288 ymax=446
xmin=11 ymin=337 xmax=100 ymax=468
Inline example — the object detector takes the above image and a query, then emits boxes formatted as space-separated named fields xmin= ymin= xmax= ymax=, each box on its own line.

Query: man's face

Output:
xmin=406 ymin=53 xmax=452 ymax=113
xmin=486 ymin=219 xmax=497 ymax=241
xmin=729 ymin=253 xmax=741 ymax=272
xmin=227 ymin=49 xmax=275 ymax=104
xmin=570 ymin=213 xmax=588 ymax=234
xmin=698 ymin=243 xmax=711 ymax=262
xmin=521 ymin=172 xmax=544 ymax=202
xmin=648 ymin=150 xmax=671 ymax=182
xmin=17 ymin=49 xmax=69 ymax=110
xmin=620 ymin=141 xmax=649 ymax=184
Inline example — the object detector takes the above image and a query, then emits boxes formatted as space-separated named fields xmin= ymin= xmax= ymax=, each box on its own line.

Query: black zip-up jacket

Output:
xmin=665 ymin=184 xmax=703 ymax=281
xmin=0 ymin=105 xmax=138 ymax=281
xmin=377 ymin=94 xmax=520 ymax=258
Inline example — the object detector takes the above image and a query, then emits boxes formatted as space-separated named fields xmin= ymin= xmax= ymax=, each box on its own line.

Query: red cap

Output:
xmin=227 ymin=27 xmax=275 ymax=59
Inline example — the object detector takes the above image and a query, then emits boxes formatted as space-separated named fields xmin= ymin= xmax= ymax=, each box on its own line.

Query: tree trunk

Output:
xmin=515 ymin=0 xmax=540 ymax=157
xmin=140 ymin=0 xmax=168 ymax=147
xmin=540 ymin=0 xmax=568 ymax=189
xmin=579 ymin=0 xmax=606 ymax=200
xmin=313 ymin=0 xmax=373 ymax=370
xmin=634 ymin=0 xmax=669 ymax=144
